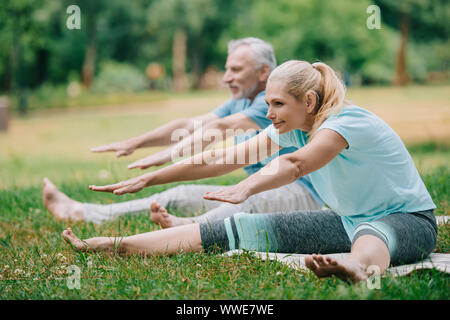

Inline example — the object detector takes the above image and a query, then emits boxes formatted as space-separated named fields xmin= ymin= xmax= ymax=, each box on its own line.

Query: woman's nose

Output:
xmin=266 ymin=108 xmax=275 ymax=120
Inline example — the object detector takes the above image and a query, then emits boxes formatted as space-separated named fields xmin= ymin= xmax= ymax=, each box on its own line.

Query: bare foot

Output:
xmin=62 ymin=228 xmax=89 ymax=252
xmin=305 ymin=253 xmax=369 ymax=283
xmin=42 ymin=178 xmax=84 ymax=222
xmin=150 ymin=201 xmax=193 ymax=228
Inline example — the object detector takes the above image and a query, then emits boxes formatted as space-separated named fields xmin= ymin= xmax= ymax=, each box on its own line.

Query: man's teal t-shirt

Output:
xmin=266 ymin=105 xmax=436 ymax=240
xmin=212 ymin=91 xmax=323 ymax=206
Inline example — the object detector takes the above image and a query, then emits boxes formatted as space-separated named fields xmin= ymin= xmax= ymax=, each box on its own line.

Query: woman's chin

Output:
xmin=274 ymin=123 xmax=288 ymax=133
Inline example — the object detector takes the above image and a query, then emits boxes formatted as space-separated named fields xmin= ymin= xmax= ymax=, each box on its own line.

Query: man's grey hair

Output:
xmin=228 ymin=37 xmax=277 ymax=71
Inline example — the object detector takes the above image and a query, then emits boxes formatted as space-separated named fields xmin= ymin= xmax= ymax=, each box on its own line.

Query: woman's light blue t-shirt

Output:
xmin=266 ymin=105 xmax=436 ymax=240
xmin=212 ymin=91 xmax=323 ymax=206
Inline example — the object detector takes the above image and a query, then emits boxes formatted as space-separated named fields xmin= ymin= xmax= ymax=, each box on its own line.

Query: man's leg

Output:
xmin=154 ymin=181 xmax=322 ymax=227
xmin=43 ymin=177 xmax=223 ymax=224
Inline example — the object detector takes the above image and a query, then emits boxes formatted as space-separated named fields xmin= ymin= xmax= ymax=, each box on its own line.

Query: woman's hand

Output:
xmin=89 ymin=174 xmax=151 ymax=195
xmin=203 ymin=184 xmax=251 ymax=204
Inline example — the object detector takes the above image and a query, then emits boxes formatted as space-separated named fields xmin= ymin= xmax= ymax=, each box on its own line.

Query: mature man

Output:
xmin=43 ymin=37 xmax=322 ymax=226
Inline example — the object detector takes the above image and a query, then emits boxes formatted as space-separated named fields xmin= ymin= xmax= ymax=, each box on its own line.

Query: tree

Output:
xmin=224 ymin=0 xmax=395 ymax=84
xmin=147 ymin=0 xmax=218 ymax=91
xmin=0 ymin=0 xmax=47 ymax=113
xmin=374 ymin=0 xmax=450 ymax=85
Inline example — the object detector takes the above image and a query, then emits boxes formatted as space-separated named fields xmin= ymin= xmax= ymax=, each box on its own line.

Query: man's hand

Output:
xmin=202 ymin=184 xmax=251 ymax=204
xmin=127 ymin=149 xmax=173 ymax=169
xmin=91 ymin=140 xmax=138 ymax=157
xmin=89 ymin=174 xmax=151 ymax=195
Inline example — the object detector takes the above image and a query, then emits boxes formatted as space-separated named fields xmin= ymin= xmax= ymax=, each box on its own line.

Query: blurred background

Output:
xmin=0 ymin=0 xmax=449 ymax=188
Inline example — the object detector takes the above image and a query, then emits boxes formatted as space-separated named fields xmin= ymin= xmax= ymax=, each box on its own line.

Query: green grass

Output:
xmin=0 ymin=148 xmax=448 ymax=300
xmin=0 ymin=87 xmax=449 ymax=299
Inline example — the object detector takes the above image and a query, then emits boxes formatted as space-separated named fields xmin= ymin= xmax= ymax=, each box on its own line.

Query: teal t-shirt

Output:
xmin=213 ymin=91 xmax=323 ymax=206
xmin=266 ymin=105 xmax=436 ymax=240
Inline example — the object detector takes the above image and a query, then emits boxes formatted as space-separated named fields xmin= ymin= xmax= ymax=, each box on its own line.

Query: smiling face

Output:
xmin=265 ymin=80 xmax=316 ymax=134
xmin=223 ymin=45 xmax=267 ymax=101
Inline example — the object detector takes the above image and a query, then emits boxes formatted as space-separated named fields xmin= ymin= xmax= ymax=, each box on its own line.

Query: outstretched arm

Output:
xmin=89 ymin=130 xmax=280 ymax=195
xmin=204 ymin=129 xmax=348 ymax=204
xmin=127 ymin=112 xmax=260 ymax=169
xmin=90 ymin=113 xmax=219 ymax=157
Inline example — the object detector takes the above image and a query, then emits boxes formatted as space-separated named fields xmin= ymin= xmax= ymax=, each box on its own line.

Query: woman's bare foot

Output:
xmin=42 ymin=178 xmax=85 ymax=222
xmin=150 ymin=201 xmax=194 ymax=228
xmin=305 ymin=253 xmax=369 ymax=283
xmin=62 ymin=228 xmax=89 ymax=252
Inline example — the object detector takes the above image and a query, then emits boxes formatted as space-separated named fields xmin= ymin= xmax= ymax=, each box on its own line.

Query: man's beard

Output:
xmin=231 ymin=82 xmax=260 ymax=100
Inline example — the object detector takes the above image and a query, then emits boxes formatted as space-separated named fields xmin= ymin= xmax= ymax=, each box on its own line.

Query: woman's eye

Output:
xmin=275 ymin=101 xmax=283 ymax=106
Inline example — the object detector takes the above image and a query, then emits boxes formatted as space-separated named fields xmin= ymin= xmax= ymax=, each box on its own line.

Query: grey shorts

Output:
xmin=200 ymin=209 xmax=437 ymax=266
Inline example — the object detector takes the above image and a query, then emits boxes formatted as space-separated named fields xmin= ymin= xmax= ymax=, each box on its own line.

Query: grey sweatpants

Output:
xmin=82 ymin=182 xmax=321 ymax=225
xmin=200 ymin=209 xmax=438 ymax=266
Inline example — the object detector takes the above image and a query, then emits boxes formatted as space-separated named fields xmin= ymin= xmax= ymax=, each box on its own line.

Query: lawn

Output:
xmin=0 ymin=85 xmax=449 ymax=299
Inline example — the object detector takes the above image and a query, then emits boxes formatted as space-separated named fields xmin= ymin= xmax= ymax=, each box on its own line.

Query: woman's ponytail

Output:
xmin=309 ymin=62 xmax=347 ymax=137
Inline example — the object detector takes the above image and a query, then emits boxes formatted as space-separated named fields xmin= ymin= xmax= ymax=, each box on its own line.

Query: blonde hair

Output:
xmin=268 ymin=60 xmax=348 ymax=136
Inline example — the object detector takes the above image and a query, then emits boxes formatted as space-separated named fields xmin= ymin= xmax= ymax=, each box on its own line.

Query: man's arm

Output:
xmin=90 ymin=112 xmax=219 ymax=157
xmin=127 ymin=112 xmax=261 ymax=169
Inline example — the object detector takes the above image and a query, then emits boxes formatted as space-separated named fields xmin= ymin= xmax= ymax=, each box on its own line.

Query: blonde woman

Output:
xmin=63 ymin=60 xmax=437 ymax=283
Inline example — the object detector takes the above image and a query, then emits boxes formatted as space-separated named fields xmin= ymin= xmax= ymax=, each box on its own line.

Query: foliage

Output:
xmin=92 ymin=61 xmax=149 ymax=93
xmin=0 ymin=0 xmax=449 ymax=109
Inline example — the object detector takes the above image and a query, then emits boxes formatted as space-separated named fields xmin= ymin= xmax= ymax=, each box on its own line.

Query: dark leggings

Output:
xmin=199 ymin=209 xmax=437 ymax=266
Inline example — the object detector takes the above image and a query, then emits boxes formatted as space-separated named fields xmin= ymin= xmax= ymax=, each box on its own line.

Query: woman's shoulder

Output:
xmin=326 ymin=104 xmax=382 ymax=126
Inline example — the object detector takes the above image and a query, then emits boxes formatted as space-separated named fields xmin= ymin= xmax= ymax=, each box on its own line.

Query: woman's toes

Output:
xmin=305 ymin=255 xmax=317 ymax=271
xmin=315 ymin=254 xmax=326 ymax=265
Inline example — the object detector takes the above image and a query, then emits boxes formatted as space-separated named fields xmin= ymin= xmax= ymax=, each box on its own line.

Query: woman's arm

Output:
xmin=89 ymin=130 xmax=281 ymax=195
xmin=203 ymin=129 xmax=348 ymax=204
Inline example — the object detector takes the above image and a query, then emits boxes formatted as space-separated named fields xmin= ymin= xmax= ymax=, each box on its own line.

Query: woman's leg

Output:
xmin=305 ymin=235 xmax=389 ymax=283
xmin=305 ymin=210 xmax=438 ymax=282
xmin=62 ymin=223 xmax=203 ymax=256
xmin=199 ymin=209 xmax=352 ymax=254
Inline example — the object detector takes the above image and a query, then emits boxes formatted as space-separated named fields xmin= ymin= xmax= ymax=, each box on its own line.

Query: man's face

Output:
xmin=223 ymin=45 xmax=261 ymax=100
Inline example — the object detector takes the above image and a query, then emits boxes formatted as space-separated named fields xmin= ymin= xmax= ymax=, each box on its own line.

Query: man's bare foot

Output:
xmin=150 ymin=201 xmax=193 ymax=228
xmin=42 ymin=178 xmax=84 ymax=222
xmin=305 ymin=253 xmax=369 ymax=283
xmin=62 ymin=228 xmax=89 ymax=252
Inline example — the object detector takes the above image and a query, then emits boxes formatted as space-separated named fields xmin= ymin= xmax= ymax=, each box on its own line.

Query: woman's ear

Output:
xmin=305 ymin=90 xmax=317 ymax=114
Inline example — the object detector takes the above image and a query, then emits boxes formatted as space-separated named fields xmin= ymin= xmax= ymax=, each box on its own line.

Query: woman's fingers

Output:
xmin=90 ymin=179 xmax=134 ymax=193
xmin=90 ymin=176 xmax=146 ymax=195
xmin=203 ymin=189 xmax=243 ymax=204
xmin=113 ymin=182 xmax=144 ymax=195
xmin=89 ymin=183 xmax=123 ymax=192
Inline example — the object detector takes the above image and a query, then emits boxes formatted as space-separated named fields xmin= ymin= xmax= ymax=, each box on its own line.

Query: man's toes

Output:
xmin=150 ymin=201 xmax=160 ymax=212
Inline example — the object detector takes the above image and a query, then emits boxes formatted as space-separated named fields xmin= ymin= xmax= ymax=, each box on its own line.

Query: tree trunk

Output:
xmin=82 ymin=11 xmax=97 ymax=89
xmin=190 ymin=36 xmax=204 ymax=90
xmin=394 ymin=11 xmax=410 ymax=86
xmin=172 ymin=27 xmax=187 ymax=91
